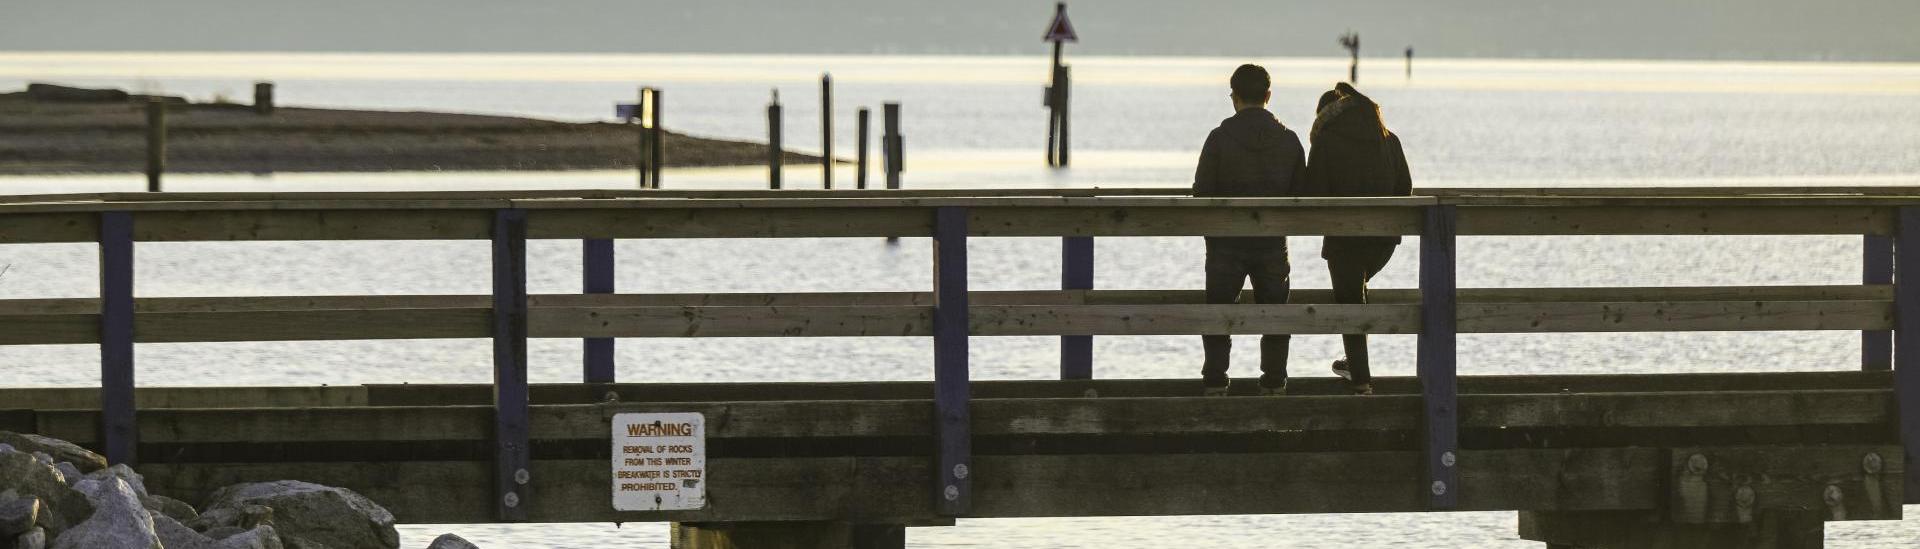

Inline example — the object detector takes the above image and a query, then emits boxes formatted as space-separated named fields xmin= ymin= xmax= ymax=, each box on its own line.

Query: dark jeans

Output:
xmin=1201 ymin=243 xmax=1290 ymax=387
xmin=1326 ymin=245 xmax=1396 ymax=385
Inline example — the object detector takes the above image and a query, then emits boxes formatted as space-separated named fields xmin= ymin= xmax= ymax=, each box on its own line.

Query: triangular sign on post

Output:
xmin=1043 ymin=10 xmax=1078 ymax=43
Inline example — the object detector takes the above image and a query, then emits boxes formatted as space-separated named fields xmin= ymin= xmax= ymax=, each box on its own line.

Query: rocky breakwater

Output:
xmin=0 ymin=432 xmax=478 ymax=549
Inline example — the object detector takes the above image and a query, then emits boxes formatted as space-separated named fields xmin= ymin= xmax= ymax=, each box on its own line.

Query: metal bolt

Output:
xmin=1864 ymin=452 xmax=1884 ymax=474
xmin=952 ymin=463 xmax=970 ymax=480
xmin=1440 ymin=451 xmax=1456 ymax=467
xmin=1824 ymin=484 xmax=1844 ymax=507
xmin=503 ymin=492 xmax=520 ymax=508
xmin=1686 ymin=454 xmax=1709 ymax=475
xmin=514 ymin=468 xmax=530 ymax=485
xmin=1430 ymin=481 xmax=1448 ymax=496
xmin=943 ymin=485 xmax=960 ymax=501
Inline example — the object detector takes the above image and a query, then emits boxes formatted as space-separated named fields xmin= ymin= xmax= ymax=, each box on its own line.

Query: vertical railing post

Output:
xmin=1060 ymin=236 xmax=1093 ymax=379
xmin=98 ymin=211 xmax=136 ymax=465
xmin=583 ymin=238 xmax=616 ymax=383
xmin=1893 ymin=206 xmax=1920 ymax=502
xmin=1417 ymin=204 xmax=1459 ymax=509
xmin=1865 ymin=234 xmax=1894 ymax=371
xmin=932 ymin=206 xmax=972 ymax=515
xmin=492 ymin=209 xmax=531 ymax=521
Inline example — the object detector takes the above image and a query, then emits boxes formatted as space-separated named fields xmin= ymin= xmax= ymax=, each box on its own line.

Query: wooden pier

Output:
xmin=0 ymin=186 xmax=1914 ymax=548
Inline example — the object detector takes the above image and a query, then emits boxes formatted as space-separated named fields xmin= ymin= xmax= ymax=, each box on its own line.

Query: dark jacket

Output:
xmin=1304 ymin=83 xmax=1412 ymax=259
xmin=1192 ymin=107 xmax=1307 ymax=250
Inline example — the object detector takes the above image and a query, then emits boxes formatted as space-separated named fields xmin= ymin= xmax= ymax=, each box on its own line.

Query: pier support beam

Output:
xmin=1519 ymin=511 xmax=1823 ymax=549
xmin=1864 ymin=234 xmax=1893 ymax=371
xmin=670 ymin=522 xmax=904 ymax=549
xmin=932 ymin=206 xmax=972 ymax=515
xmin=97 ymin=211 xmax=136 ymax=465
xmin=1418 ymin=205 xmax=1459 ymax=509
xmin=492 ymin=209 xmax=531 ymax=521
xmin=1897 ymin=206 xmax=1920 ymax=503
xmin=1060 ymin=236 xmax=1093 ymax=379
xmin=582 ymin=238 xmax=616 ymax=383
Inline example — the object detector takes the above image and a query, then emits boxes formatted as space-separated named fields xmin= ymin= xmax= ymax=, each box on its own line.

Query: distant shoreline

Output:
xmin=0 ymin=84 xmax=823 ymax=175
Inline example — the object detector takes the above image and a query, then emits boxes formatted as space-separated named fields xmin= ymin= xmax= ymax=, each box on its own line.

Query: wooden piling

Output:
xmin=856 ymin=107 xmax=870 ymax=190
xmin=768 ymin=91 xmax=783 ymax=190
xmin=1056 ymin=65 xmax=1071 ymax=167
xmin=253 ymin=82 xmax=274 ymax=116
xmin=649 ymin=89 xmax=664 ymax=188
xmin=883 ymin=103 xmax=902 ymax=190
xmin=822 ymin=74 xmax=833 ymax=190
xmin=145 ymin=99 xmax=165 ymax=192
xmin=636 ymin=87 xmax=651 ymax=189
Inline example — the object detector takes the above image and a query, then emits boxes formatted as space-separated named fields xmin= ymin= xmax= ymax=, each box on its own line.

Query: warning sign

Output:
xmin=611 ymin=412 xmax=706 ymax=511
xmin=1042 ymin=9 xmax=1077 ymax=43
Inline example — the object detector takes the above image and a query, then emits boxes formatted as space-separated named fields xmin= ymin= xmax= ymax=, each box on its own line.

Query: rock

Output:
xmin=425 ymin=533 xmax=480 ymax=549
xmin=0 ymin=433 xmax=106 ymax=474
xmin=187 ymin=504 xmax=271 ymax=533
xmin=15 ymin=527 xmax=46 ymax=549
xmin=84 ymin=465 xmax=147 ymax=499
xmin=0 ymin=444 xmax=14 ymax=454
xmin=48 ymin=478 xmax=158 ymax=549
xmin=0 ymin=453 xmax=91 ymax=538
xmin=140 ymin=494 xmax=197 ymax=522
xmin=155 ymin=514 xmax=283 ymax=549
xmin=50 ymin=464 xmax=80 ymax=487
xmin=202 ymin=482 xmax=395 ymax=549
xmin=0 ymin=495 xmax=39 ymax=537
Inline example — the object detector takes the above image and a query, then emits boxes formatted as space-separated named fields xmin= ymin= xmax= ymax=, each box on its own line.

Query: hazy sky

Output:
xmin=9 ymin=0 xmax=1918 ymax=61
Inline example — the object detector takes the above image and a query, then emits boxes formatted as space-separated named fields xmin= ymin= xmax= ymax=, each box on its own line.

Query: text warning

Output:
xmin=611 ymin=412 xmax=706 ymax=511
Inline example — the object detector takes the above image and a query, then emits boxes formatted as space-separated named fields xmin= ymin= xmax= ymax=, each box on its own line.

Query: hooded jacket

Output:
xmin=1192 ymin=107 xmax=1307 ymax=250
xmin=1305 ymin=83 xmax=1412 ymax=258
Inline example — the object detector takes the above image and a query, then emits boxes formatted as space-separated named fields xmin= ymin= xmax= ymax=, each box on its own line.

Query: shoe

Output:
xmin=1351 ymin=383 xmax=1374 ymax=396
xmin=1202 ymin=380 xmax=1230 ymax=397
xmin=1258 ymin=381 xmax=1287 ymax=396
xmin=1331 ymin=359 xmax=1352 ymax=380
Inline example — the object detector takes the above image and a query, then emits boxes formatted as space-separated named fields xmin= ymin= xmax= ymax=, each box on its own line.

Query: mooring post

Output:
xmin=1893 ymin=206 xmax=1920 ymax=502
xmin=649 ymin=88 xmax=664 ymax=188
xmin=1055 ymin=65 xmax=1070 ymax=167
xmin=253 ymin=81 xmax=274 ymax=116
xmin=767 ymin=91 xmax=783 ymax=190
xmin=1060 ymin=236 xmax=1093 ymax=379
xmin=1417 ymin=204 xmax=1459 ymax=509
xmin=98 ymin=211 xmax=136 ymax=465
xmin=883 ymin=103 xmax=903 ymax=190
xmin=856 ymin=107 xmax=870 ymax=190
xmin=492 ymin=209 xmax=531 ymax=521
xmin=821 ymin=73 xmax=833 ymax=189
xmin=583 ymin=238 xmax=616 ymax=383
xmin=1864 ymin=234 xmax=1894 ymax=371
xmin=145 ymin=99 xmax=165 ymax=192
xmin=932 ymin=206 xmax=972 ymax=515
xmin=637 ymin=87 xmax=652 ymax=189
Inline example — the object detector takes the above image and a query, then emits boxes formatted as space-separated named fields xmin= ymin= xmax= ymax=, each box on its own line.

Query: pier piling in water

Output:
xmin=767 ymin=90 xmax=783 ymax=190
xmin=821 ymin=74 xmax=833 ymax=189
xmin=857 ymin=107 xmax=871 ymax=190
xmin=636 ymin=87 xmax=652 ymax=189
xmin=253 ymin=81 xmax=274 ymax=115
xmin=883 ymin=102 xmax=902 ymax=190
xmin=145 ymin=99 xmax=165 ymax=192
xmin=648 ymin=89 xmax=664 ymax=188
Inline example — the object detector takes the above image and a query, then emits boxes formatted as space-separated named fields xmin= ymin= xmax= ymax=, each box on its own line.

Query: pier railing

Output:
xmin=0 ymin=187 xmax=1909 ymax=524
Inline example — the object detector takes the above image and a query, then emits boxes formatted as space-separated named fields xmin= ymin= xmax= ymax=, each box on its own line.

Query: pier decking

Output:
xmin=0 ymin=186 xmax=1913 ymax=548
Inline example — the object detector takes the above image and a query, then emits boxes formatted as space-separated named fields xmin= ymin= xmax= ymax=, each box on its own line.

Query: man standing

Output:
xmin=1193 ymin=64 xmax=1307 ymax=396
xmin=1306 ymin=82 xmax=1412 ymax=396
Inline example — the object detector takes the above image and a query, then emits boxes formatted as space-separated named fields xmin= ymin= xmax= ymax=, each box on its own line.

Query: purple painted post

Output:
xmin=1894 ymin=207 xmax=1920 ymax=503
xmin=98 ymin=211 xmax=136 ymax=465
xmin=492 ymin=209 xmax=531 ymax=521
xmin=583 ymin=238 xmax=616 ymax=383
xmin=1865 ymin=234 xmax=1893 ymax=371
xmin=1417 ymin=205 xmax=1459 ymax=509
xmin=932 ymin=206 xmax=972 ymax=515
xmin=1060 ymin=236 xmax=1093 ymax=379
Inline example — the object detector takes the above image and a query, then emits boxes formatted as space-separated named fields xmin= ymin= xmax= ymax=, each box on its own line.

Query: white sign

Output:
xmin=611 ymin=412 xmax=706 ymax=511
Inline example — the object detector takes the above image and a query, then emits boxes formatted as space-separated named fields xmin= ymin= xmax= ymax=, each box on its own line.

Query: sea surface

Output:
xmin=2 ymin=53 xmax=1919 ymax=547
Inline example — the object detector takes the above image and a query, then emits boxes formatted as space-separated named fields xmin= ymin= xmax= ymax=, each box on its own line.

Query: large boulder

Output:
xmin=0 ymin=495 xmax=39 ymax=537
xmin=140 ymin=494 xmax=198 ymax=523
xmin=48 ymin=478 xmax=158 ymax=549
xmin=84 ymin=465 xmax=147 ymax=499
xmin=425 ymin=533 xmax=480 ymax=549
xmin=154 ymin=514 xmax=282 ymax=549
xmin=0 ymin=453 xmax=91 ymax=538
xmin=201 ymin=482 xmax=397 ymax=549
xmin=186 ymin=504 xmax=270 ymax=533
xmin=15 ymin=527 xmax=46 ymax=549
xmin=0 ymin=433 xmax=106 ymax=474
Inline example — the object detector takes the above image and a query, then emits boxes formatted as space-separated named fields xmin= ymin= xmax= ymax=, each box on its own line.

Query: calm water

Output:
xmin=2 ymin=53 xmax=1919 ymax=547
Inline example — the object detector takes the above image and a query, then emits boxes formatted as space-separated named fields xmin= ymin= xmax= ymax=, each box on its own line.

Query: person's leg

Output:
xmin=1249 ymin=248 xmax=1292 ymax=391
xmin=1202 ymin=246 xmax=1248 ymax=390
xmin=1327 ymin=252 xmax=1372 ymax=388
